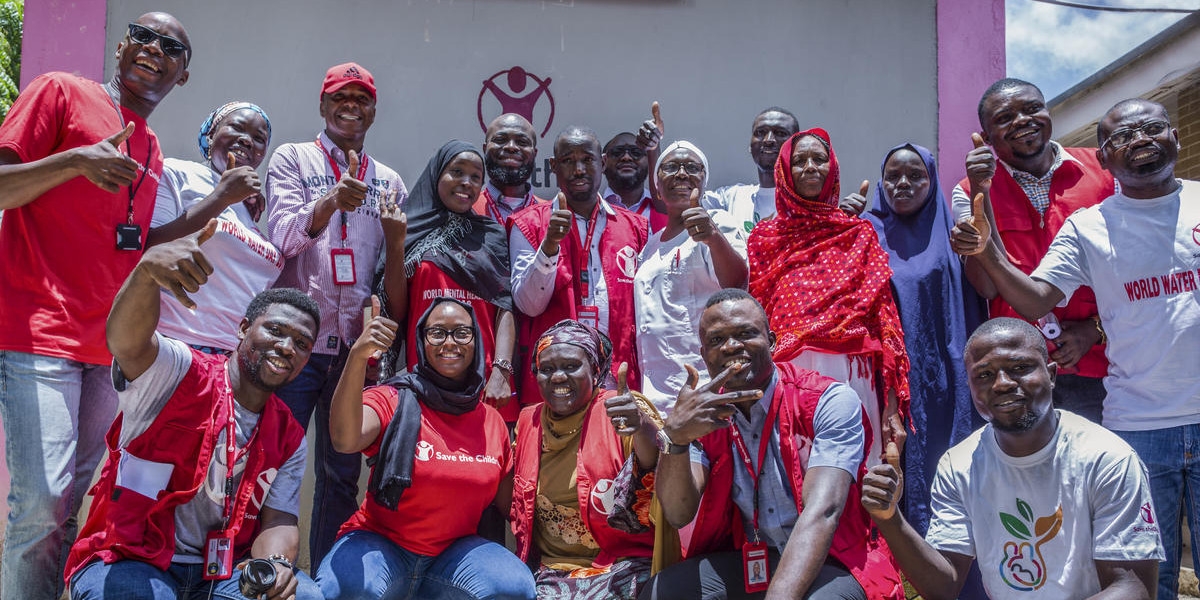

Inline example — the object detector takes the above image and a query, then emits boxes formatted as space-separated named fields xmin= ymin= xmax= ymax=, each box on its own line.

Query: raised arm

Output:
xmin=107 ymin=219 xmax=217 ymax=381
xmin=0 ymin=123 xmax=139 ymax=211
xmin=329 ymin=295 xmax=394 ymax=453
xmin=147 ymin=152 xmax=262 ymax=246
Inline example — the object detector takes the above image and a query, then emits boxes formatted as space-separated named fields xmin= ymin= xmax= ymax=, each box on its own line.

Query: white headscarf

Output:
xmin=653 ymin=140 xmax=709 ymax=191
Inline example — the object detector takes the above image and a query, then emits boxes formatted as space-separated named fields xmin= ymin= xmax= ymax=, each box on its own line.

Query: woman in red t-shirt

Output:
xmin=381 ymin=140 xmax=518 ymax=421
xmin=318 ymin=297 xmax=534 ymax=600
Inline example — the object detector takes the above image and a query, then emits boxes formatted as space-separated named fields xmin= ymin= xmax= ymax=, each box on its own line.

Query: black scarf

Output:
xmin=403 ymin=140 xmax=513 ymax=312
xmin=368 ymin=298 xmax=486 ymax=510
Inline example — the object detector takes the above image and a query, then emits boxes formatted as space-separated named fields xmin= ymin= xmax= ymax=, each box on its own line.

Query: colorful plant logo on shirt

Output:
xmin=998 ymin=499 xmax=1063 ymax=591
xmin=477 ymin=66 xmax=555 ymax=138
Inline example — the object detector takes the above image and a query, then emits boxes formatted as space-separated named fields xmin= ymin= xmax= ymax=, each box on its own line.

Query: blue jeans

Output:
xmin=0 ymin=351 xmax=118 ymax=600
xmin=315 ymin=530 xmax=536 ymax=600
xmin=275 ymin=348 xmax=363 ymax=570
xmin=1114 ymin=424 xmax=1200 ymax=600
xmin=69 ymin=558 xmax=322 ymax=599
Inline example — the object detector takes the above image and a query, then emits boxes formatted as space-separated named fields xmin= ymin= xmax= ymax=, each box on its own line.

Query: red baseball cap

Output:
xmin=321 ymin=62 xmax=376 ymax=99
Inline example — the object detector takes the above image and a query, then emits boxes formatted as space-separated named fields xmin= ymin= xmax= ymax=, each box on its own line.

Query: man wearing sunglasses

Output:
xmin=952 ymin=98 xmax=1198 ymax=600
xmin=0 ymin=12 xmax=190 ymax=600
xmin=602 ymin=132 xmax=664 ymax=233
xmin=950 ymin=78 xmax=1114 ymax=429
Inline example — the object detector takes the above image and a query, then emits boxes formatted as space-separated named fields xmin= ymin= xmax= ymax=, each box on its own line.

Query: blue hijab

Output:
xmin=865 ymin=143 xmax=986 ymax=535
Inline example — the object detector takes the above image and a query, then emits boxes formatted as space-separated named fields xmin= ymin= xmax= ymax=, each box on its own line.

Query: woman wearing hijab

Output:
xmin=511 ymin=320 xmax=666 ymax=600
xmin=634 ymin=141 xmax=748 ymax=414
xmin=147 ymin=101 xmax=283 ymax=354
xmin=318 ymin=297 xmax=535 ymax=600
xmin=747 ymin=128 xmax=911 ymax=462
xmin=383 ymin=140 xmax=518 ymax=420
xmin=864 ymin=143 xmax=987 ymax=536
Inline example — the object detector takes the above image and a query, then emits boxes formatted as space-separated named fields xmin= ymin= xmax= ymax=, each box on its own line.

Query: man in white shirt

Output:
xmin=705 ymin=107 xmax=798 ymax=234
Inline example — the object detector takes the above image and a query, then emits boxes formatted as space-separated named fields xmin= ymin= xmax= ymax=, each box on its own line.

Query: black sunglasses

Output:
xmin=127 ymin=23 xmax=189 ymax=60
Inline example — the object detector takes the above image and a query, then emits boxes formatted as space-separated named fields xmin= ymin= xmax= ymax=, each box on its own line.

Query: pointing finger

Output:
xmin=617 ymin=362 xmax=629 ymax=395
xmin=971 ymin=132 xmax=987 ymax=149
xmin=346 ymin=150 xmax=360 ymax=180
xmin=106 ymin=122 xmax=136 ymax=147
xmin=705 ymin=362 xmax=745 ymax=392
xmin=859 ymin=180 xmax=870 ymax=197
xmin=651 ymin=101 xmax=663 ymax=133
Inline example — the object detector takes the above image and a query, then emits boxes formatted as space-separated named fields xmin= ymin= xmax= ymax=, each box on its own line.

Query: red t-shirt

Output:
xmin=339 ymin=385 xmax=512 ymax=556
xmin=0 ymin=73 xmax=162 ymax=364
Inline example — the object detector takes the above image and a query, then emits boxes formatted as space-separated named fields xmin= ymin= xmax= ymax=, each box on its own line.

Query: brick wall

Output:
xmin=1179 ymin=80 xmax=1200 ymax=180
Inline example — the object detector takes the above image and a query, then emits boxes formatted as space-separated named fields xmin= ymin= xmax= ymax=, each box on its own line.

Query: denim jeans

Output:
xmin=1114 ymin=423 xmax=1200 ymax=600
xmin=0 ymin=351 xmax=118 ymax=600
xmin=315 ymin=530 xmax=536 ymax=600
xmin=69 ymin=558 xmax=322 ymax=600
xmin=274 ymin=348 xmax=363 ymax=570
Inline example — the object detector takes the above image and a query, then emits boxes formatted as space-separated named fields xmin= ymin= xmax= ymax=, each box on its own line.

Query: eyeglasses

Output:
xmin=423 ymin=326 xmax=475 ymax=346
xmin=1102 ymin=120 xmax=1169 ymax=151
xmin=127 ymin=23 xmax=190 ymax=59
xmin=606 ymin=146 xmax=645 ymax=160
xmin=659 ymin=162 xmax=704 ymax=176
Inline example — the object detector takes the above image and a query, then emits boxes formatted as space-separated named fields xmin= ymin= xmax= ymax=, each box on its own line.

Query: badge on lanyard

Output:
xmin=331 ymin=248 xmax=356 ymax=285
xmin=577 ymin=305 xmax=599 ymax=330
xmin=203 ymin=530 xmax=235 ymax=580
xmin=742 ymin=539 xmax=770 ymax=592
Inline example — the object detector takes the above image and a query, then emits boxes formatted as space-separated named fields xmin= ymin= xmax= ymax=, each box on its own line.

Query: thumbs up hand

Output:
xmin=839 ymin=179 xmax=870 ymax=217
xmin=214 ymin=151 xmax=263 ymax=207
xmin=352 ymin=294 xmax=398 ymax=363
xmin=860 ymin=413 xmax=906 ymax=523
xmin=326 ymin=148 xmax=369 ymax=212
xmin=952 ymin=192 xmax=992 ymax=256
xmin=604 ymin=362 xmax=644 ymax=435
xmin=139 ymin=218 xmax=218 ymax=309
xmin=966 ymin=132 xmax=995 ymax=194
xmin=79 ymin=122 xmax=141 ymax=193
xmin=636 ymin=101 xmax=665 ymax=152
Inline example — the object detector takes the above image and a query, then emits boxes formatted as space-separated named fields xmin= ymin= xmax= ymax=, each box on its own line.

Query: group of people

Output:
xmin=0 ymin=9 xmax=1196 ymax=600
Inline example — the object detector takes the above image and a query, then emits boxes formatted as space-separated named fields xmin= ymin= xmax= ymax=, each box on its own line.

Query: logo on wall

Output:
xmin=477 ymin=66 xmax=556 ymax=138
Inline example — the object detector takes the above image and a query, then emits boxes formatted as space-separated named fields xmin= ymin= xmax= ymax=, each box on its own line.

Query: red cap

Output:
xmin=321 ymin=62 xmax=376 ymax=98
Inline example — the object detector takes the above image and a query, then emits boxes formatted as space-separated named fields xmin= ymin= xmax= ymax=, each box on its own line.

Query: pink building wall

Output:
xmin=19 ymin=0 xmax=107 ymax=88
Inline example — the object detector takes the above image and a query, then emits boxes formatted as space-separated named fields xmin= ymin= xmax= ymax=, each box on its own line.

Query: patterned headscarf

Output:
xmin=197 ymin=101 xmax=272 ymax=160
xmin=533 ymin=319 xmax=613 ymax=386
xmin=747 ymin=128 xmax=911 ymax=415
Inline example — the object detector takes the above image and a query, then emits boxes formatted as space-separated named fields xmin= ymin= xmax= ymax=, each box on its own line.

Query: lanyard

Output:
xmin=105 ymin=88 xmax=151 ymax=224
xmin=728 ymin=389 xmax=781 ymax=540
xmin=571 ymin=199 xmax=602 ymax=300
xmin=315 ymin=138 xmax=369 ymax=243
xmin=219 ymin=368 xmax=255 ymax=529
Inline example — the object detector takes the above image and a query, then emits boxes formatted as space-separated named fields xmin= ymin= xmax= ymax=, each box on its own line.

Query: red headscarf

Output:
xmin=747 ymin=128 xmax=910 ymax=413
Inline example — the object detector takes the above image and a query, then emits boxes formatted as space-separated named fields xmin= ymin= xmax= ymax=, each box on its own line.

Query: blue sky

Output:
xmin=1006 ymin=0 xmax=1196 ymax=100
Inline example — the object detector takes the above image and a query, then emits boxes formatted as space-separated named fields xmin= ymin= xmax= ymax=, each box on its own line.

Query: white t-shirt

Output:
xmin=115 ymin=335 xmax=307 ymax=563
xmin=634 ymin=209 xmax=746 ymax=414
xmin=706 ymin=183 xmax=777 ymax=234
xmin=926 ymin=410 xmax=1163 ymax=599
xmin=1030 ymin=179 xmax=1200 ymax=431
xmin=153 ymin=158 xmax=285 ymax=351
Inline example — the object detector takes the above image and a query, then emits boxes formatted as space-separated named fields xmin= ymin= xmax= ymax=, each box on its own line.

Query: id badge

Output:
xmin=331 ymin=248 xmax=356 ymax=285
xmin=115 ymin=223 xmax=143 ymax=251
xmin=742 ymin=540 xmax=770 ymax=593
xmin=203 ymin=530 xmax=234 ymax=581
xmin=577 ymin=305 xmax=599 ymax=330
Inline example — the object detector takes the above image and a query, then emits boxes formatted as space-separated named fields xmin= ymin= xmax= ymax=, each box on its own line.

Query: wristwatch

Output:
xmin=656 ymin=429 xmax=690 ymax=455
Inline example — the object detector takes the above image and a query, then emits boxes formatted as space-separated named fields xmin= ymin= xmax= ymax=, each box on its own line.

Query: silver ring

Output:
xmin=613 ymin=416 xmax=628 ymax=429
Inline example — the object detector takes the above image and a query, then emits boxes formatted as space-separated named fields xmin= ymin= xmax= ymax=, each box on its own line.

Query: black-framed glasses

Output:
xmin=659 ymin=161 xmax=704 ymax=176
xmin=127 ymin=23 xmax=190 ymax=59
xmin=606 ymin=145 xmax=645 ymax=160
xmin=1102 ymin=120 xmax=1169 ymax=151
xmin=423 ymin=326 xmax=475 ymax=346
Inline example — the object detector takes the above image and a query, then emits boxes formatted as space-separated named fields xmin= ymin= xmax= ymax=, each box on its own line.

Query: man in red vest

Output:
xmin=645 ymin=289 xmax=902 ymax=599
xmin=474 ymin=113 xmax=549 ymax=224
xmin=509 ymin=126 xmax=648 ymax=409
xmin=65 ymin=222 xmax=321 ymax=600
xmin=952 ymin=78 xmax=1113 ymax=425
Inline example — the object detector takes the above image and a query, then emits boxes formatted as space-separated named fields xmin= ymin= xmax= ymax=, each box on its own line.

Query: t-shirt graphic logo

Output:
xmin=1140 ymin=502 xmax=1155 ymax=524
xmin=590 ymin=478 xmax=616 ymax=515
xmin=616 ymin=246 xmax=638 ymax=279
xmin=1191 ymin=223 xmax=1200 ymax=246
xmin=414 ymin=440 xmax=434 ymax=462
xmin=998 ymin=499 xmax=1063 ymax=591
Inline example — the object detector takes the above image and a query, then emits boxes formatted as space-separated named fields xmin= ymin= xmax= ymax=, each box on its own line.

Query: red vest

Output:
xmin=511 ymin=392 xmax=655 ymax=566
xmin=509 ymin=199 xmax=648 ymax=407
xmin=958 ymin=149 xmax=1112 ymax=378
xmin=687 ymin=363 xmax=903 ymax=600
xmin=64 ymin=351 xmax=305 ymax=581
xmin=472 ymin=189 xmax=549 ymax=225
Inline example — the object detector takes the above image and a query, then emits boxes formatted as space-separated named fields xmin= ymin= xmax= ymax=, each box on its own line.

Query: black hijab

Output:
xmin=368 ymin=297 xmax=486 ymax=509
xmin=403 ymin=140 xmax=513 ymax=312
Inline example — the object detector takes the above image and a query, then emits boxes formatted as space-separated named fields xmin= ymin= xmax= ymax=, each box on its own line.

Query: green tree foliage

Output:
xmin=0 ymin=0 xmax=23 ymax=121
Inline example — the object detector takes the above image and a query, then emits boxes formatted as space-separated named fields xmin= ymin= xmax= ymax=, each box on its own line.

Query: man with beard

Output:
xmin=602 ymin=131 xmax=666 ymax=233
xmin=474 ymin=113 xmax=548 ymax=223
xmin=509 ymin=126 xmax=648 ymax=408
xmin=952 ymin=98 xmax=1198 ymax=600
xmin=645 ymin=289 xmax=900 ymax=599
xmin=265 ymin=62 xmax=407 ymax=568
xmin=861 ymin=318 xmax=1161 ymax=600
xmin=65 ymin=221 xmax=321 ymax=600
xmin=951 ymin=78 xmax=1113 ymax=425
xmin=705 ymin=107 xmax=798 ymax=234
xmin=0 ymin=12 xmax=190 ymax=599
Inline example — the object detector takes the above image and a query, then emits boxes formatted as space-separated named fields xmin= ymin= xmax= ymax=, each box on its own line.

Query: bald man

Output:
xmin=474 ymin=113 xmax=548 ymax=224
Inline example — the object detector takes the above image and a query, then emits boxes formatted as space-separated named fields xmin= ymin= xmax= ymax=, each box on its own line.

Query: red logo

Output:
xmin=1140 ymin=502 xmax=1155 ymax=524
xmin=477 ymin=66 xmax=555 ymax=138
xmin=1191 ymin=223 xmax=1200 ymax=246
